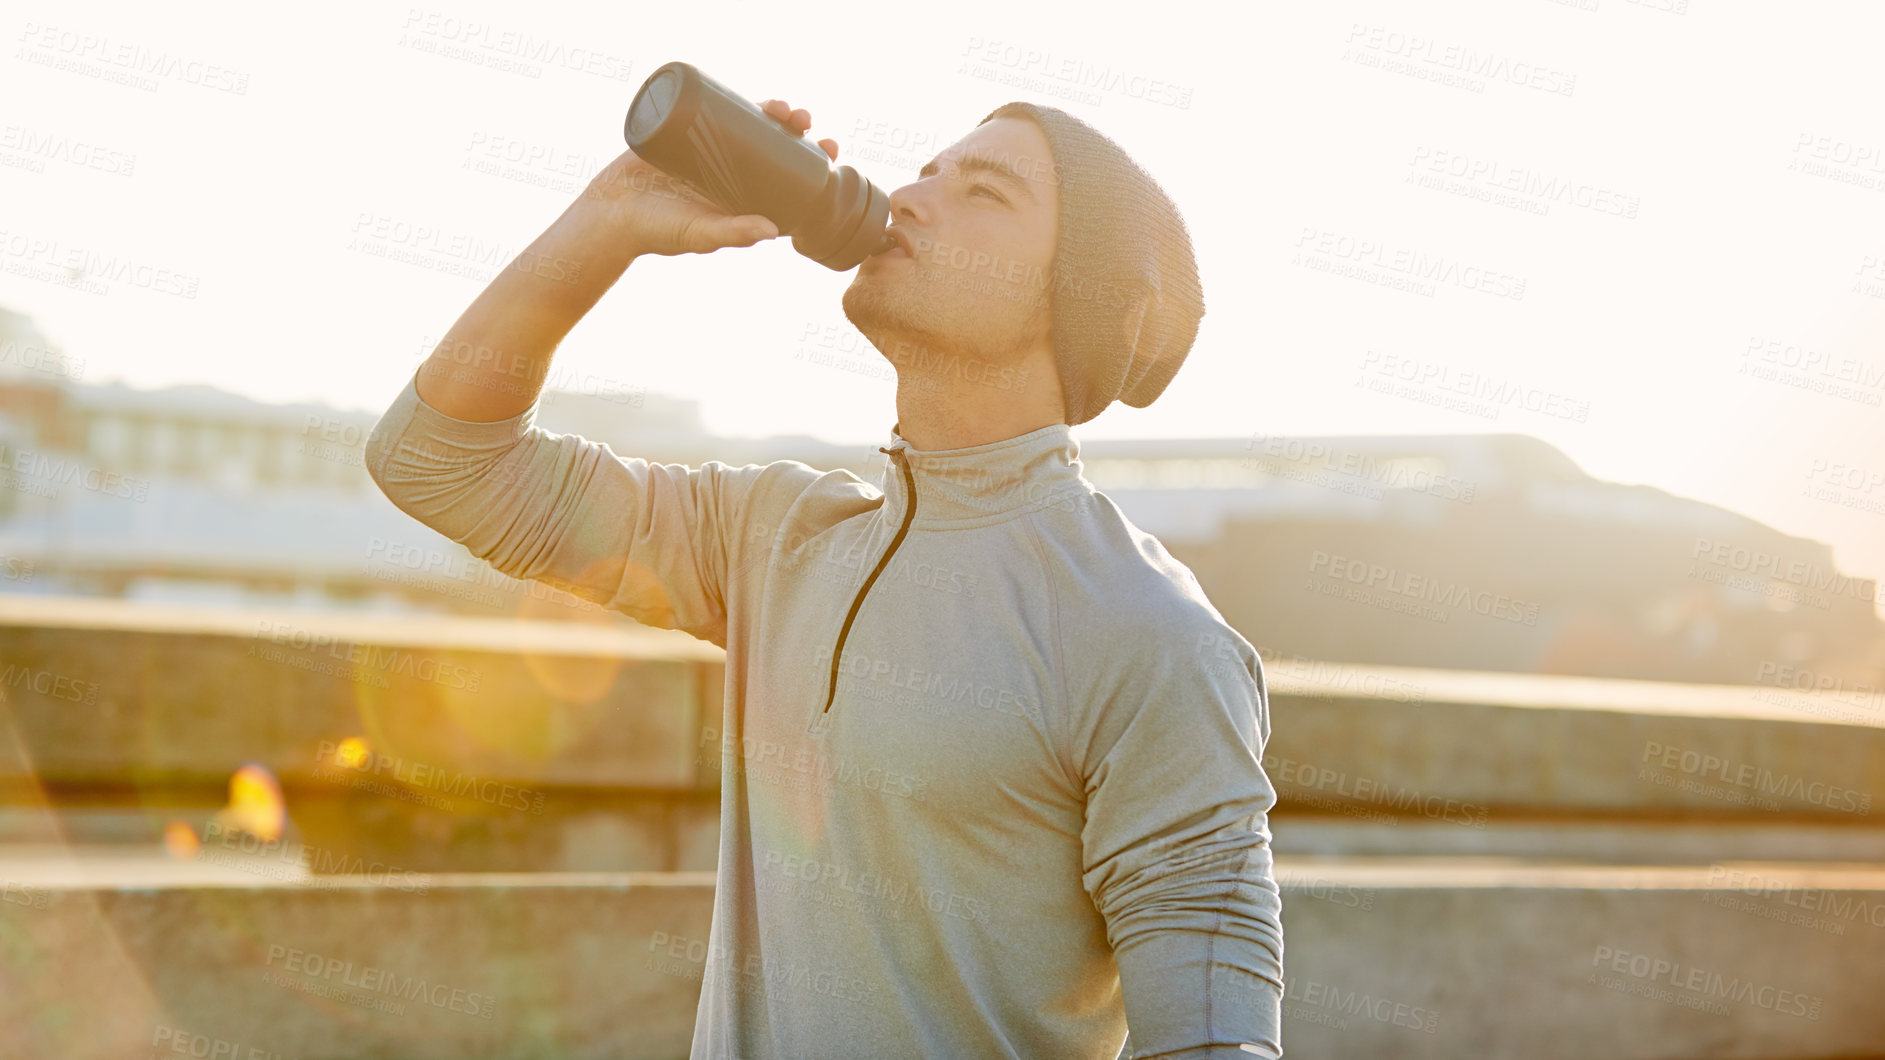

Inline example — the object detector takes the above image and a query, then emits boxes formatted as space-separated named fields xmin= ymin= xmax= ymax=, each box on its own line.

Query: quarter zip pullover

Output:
xmin=364 ymin=374 xmax=1286 ymax=1059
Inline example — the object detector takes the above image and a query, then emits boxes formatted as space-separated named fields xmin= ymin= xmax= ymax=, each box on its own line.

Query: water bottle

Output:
xmin=624 ymin=61 xmax=896 ymax=271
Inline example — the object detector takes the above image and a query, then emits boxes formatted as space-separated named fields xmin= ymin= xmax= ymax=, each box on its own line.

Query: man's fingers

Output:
xmin=757 ymin=98 xmax=812 ymax=135
xmin=760 ymin=101 xmax=836 ymax=160
xmin=691 ymin=214 xmax=779 ymax=253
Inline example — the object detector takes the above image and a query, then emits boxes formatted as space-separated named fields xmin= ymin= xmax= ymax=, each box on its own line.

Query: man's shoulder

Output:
xmin=699 ymin=457 xmax=878 ymax=516
xmin=1042 ymin=490 xmax=1243 ymax=652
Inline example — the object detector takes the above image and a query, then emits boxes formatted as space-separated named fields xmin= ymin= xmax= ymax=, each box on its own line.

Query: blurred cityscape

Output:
xmin=2 ymin=303 xmax=1880 ymax=692
xmin=6 ymin=305 xmax=1885 ymax=1059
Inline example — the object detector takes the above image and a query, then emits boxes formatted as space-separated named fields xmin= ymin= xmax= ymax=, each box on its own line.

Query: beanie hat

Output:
xmin=975 ymin=102 xmax=1205 ymax=426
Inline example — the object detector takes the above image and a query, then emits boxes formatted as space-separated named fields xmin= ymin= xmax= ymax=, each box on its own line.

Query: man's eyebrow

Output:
xmin=917 ymin=154 xmax=1036 ymax=203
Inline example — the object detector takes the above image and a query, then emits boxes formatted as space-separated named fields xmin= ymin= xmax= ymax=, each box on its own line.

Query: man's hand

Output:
xmin=579 ymin=97 xmax=842 ymax=259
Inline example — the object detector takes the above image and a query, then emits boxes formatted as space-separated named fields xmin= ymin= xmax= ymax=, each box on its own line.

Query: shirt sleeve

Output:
xmin=362 ymin=373 xmax=815 ymax=648
xmin=1073 ymin=615 xmax=1286 ymax=1059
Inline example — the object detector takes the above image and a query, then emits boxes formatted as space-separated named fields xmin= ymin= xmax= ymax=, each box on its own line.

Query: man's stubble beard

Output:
xmin=841 ymin=261 xmax=1048 ymax=374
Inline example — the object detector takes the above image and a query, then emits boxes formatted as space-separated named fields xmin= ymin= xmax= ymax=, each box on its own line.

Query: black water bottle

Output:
xmin=624 ymin=61 xmax=895 ymax=271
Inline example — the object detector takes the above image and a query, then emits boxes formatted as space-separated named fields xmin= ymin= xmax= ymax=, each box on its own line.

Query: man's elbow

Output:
xmin=361 ymin=421 xmax=409 ymax=508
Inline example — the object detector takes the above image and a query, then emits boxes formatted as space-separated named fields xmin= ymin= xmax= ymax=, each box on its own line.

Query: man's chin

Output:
xmin=840 ymin=285 xmax=901 ymax=337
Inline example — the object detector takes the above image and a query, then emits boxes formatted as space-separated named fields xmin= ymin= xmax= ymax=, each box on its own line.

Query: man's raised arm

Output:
xmin=362 ymin=101 xmax=842 ymax=643
xmin=410 ymin=99 xmax=834 ymax=422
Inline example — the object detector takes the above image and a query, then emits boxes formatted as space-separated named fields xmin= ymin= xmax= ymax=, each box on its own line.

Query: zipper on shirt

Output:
xmin=811 ymin=446 xmax=917 ymax=735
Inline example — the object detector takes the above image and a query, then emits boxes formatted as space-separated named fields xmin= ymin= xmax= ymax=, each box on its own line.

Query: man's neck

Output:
xmin=888 ymin=344 xmax=1068 ymax=451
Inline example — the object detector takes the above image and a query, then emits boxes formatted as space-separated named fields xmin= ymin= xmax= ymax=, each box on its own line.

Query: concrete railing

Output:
xmin=3 ymin=594 xmax=1883 ymax=1059
xmin=7 ymin=596 xmax=1883 ymax=870
xmin=3 ymin=864 xmax=1882 ymax=1060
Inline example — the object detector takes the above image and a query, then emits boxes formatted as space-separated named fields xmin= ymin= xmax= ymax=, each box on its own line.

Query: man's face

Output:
xmin=841 ymin=116 xmax=1059 ymax=369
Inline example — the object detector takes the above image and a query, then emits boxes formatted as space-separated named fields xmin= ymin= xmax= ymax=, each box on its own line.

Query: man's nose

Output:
xmin=887 ymin=179 xmax=933 ymax=224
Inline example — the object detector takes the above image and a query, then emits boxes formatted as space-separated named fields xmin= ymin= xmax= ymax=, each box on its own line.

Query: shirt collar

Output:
xmin=876 ymin=421 xmax=1092 ymax=527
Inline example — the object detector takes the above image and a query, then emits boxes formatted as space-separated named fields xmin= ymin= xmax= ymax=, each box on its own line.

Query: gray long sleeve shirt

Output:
xmin=364 ymin=374 xmax=1286 ymax=1059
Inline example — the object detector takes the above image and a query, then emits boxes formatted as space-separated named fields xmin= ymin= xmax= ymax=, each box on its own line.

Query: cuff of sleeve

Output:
xmin=1131 ymin=1041 xmax=1281 ymax=1048
xmin=1117 ymin=931 xmax=1283 ymax=1060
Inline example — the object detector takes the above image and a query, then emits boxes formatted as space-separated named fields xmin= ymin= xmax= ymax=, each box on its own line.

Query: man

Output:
xmin=365 ymin=94 xmax=1285 ymax=1059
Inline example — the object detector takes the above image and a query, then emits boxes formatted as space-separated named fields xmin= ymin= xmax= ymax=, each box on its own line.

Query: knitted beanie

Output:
xmin=975 ymin=102 xmax=1205 ymax=426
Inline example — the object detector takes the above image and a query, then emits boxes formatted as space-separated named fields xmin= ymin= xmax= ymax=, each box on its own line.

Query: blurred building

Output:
xmin=0 ymin=306 xmax=1878 ymax=688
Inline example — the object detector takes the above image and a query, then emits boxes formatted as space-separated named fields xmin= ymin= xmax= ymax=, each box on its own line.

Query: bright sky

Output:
xmin=4 ymin=0 xmax=1883 ymax=610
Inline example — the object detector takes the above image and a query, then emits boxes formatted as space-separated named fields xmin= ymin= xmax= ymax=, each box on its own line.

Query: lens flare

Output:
xmin=215 ymin=763 xmax=285 ymax=842
xmin=161 ymin=819 xmax=200 ymax=859
xmin=332 ymin=736 xmax=371 ymax=769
